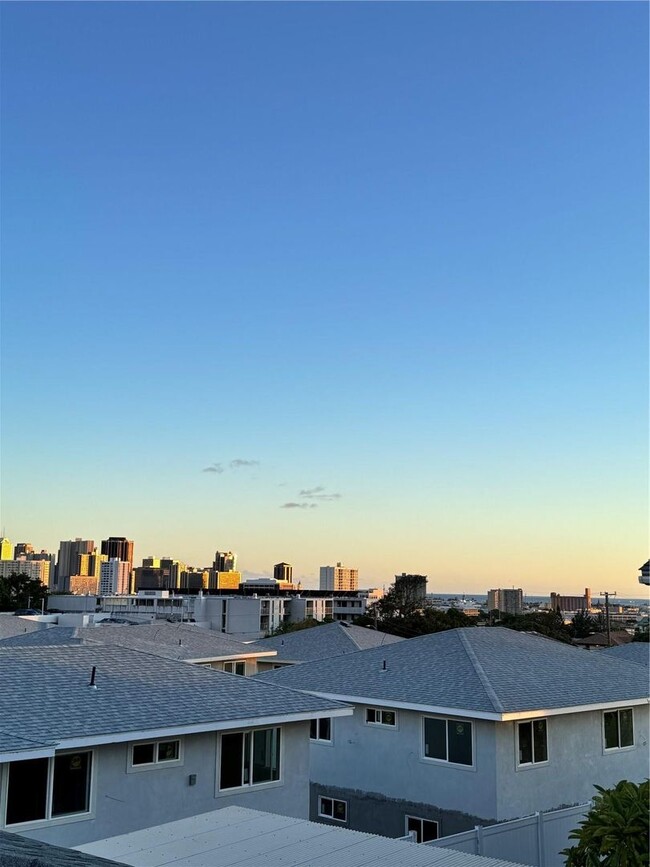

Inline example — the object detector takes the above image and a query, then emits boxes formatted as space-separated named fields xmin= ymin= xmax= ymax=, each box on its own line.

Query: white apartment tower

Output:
xmin=100 ymin=559 xmax=131 ymax=595
xmin=319 ymin=562 xmax=358 ymax=592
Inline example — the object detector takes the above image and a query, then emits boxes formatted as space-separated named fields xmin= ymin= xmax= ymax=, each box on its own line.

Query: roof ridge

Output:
xmin=457 ymin=630 xmax=504 ymax=714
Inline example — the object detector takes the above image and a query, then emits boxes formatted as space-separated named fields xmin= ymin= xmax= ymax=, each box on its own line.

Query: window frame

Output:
xmin=365 ymin=707 xmax=398 ymax=728
xmin=223 ymin=661 xmax=246 ymax=676
xmin=2 ymin=750 xmax=94 ymax=830
xmin=310 ymin=717 xmax=333 ymax=744
xmin=603 ymin=708 xmax=635 ymax=752
xmin=127 ymin=737 xmax=183 ymax=773
xmin=422 ymin=715 xmax=475 ymax=769
xmin=216 ymin=726 xmax=282 ymax=794
xmin=318 ymin=795 xmax=348 ymax=823
xmin=405 ymin=814 xmax=439 ymax=843
xmin=516 ymin=719 xmax=549 ymax=769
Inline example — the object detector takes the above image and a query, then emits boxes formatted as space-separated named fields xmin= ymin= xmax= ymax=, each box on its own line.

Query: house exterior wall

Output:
xmin=3 ymin=721 xmax=312 ymax=848
xmin=309 ymin=704 xmax=499 ymax=833
xmin=494 ymin=704 xmax=650 ymax=820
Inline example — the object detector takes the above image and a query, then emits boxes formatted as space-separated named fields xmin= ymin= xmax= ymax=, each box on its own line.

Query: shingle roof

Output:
xmin=601 ymin=643 xmax=650 ymax=667
xmin=256 ymin=627 xmax=649 ymax=717
xmin=0 ymin=644 xmax=349 ymax=757
xmin=258 ymin=622 xmax=403 ymax=662
xmin=1 ymin=829 xmax=122 ymax=867
xmin=0 ymin=613 xmax=48 ymax=640
xmin=77 ymin=806 xmax=527 ymax=867
xmin=0 ymin=626 xmax=81 ymax=647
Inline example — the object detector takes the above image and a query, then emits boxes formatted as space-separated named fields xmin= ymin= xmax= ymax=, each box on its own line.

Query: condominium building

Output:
xmin=0 ymin=538 xmax=12 ymax=560
xmin=56 ymin=538 xmax=95 ymax=592
xmin=100 ymin=558 xmax=131 ymax=595
xmin=0 ymin=559 xmax=49 ymax=584
xmin=274 ymin=562 xmax=293 ymax=583
xmin=101 ymin=537 xmax=134 ymax=569
xmin=213 ymin=550 xmax=237 ymax=572
xmin=487 ymin=588 xmax=524 ymax=616
xmin=13 ymin=542 xmax=34 ymax=559
xmin=319 ymin=562 xmax=358 ymax=592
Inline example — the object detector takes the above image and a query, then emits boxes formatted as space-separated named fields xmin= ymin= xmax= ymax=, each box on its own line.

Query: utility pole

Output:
xmin=600 ymin=591 xmax=617 ymax=647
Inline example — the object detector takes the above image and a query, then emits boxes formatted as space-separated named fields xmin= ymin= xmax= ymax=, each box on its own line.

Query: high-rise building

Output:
xmin=0 ymin=559 xmax=49 ymax=584
xmin=13 ymin=542 xmax=34 ymax=559
xmin=101 ymin=537 xmax=134 ymax=569
xmin=0 ymin=538 xmax=12 ymax=560
xmin=319 ymin=562 xmax=358 ymax=592
xmin=56 ymin=539 xmax=94 ymax=592
xmin=100 ymin=559 xmax=131 ymax=595
xmin=213 ymin=551 xmax=236 ymax=572
xmin=487 ymin=588 xmax=524 ymax=616
xmin=27 ymin=551 xmax=56 ymax=587
xmin=213 ymin=571 xmax=242 ymax=590
xmin=273 ymin=562 xmax=293 ymax=583
xmin=394 ymin=573 xmax=428 ymax=604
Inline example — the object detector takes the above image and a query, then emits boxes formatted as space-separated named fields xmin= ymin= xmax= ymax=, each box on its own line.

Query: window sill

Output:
xmin=419 ymin=756 xmax=476 ymax=772
xmin=603 ymin=744 xmax=635 ymax=755
xmin=516 ymin=760 xmax=550 ymax=771
xmin=3 ymin=810 xmax=95 ymax=833
xmin=216 ymin=778 xmax=283 ymax=797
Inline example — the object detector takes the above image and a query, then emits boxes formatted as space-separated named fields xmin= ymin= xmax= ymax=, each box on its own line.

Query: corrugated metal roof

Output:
xmin=76 ymin=806 xmax=526 ymax=867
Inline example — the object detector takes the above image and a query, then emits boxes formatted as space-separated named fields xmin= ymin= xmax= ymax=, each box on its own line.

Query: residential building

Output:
xmin=550 ymin=588 xmax=591 ymax=613
xmin=320 ymin=562 xmax=358 ymax=592
xmin=0 ymin=539 xmax=12 ymax=560
xmin=100 ymin=537 xmax=134 ymax=570
xmin=273 ymin=562 xmax=293 ymax=583
xmin=99 ymin=559 xmax=131 ymax=595
xmin=395 ymin=573 xmax=427 ymax=604
xmin=69 ymin=575 xmax=99 ymax=595
xmin=13 ymin=542 xmax=34 ymax=559
xmin=213 ymin=551 xmax=236 ymax=572
xmin=56 ymin=539 xmax=94 ymax=592
xmin=486 ymin=588 xmax=523 ymax=616
xmin=256 ymin=627 xmax=649 ymax=840
xmin=0 ymin=559 xmax=49 ymax=585
xmin=289 ymin=596 xmax=332 ymax=623
xmin=0 ymin=644 xmax=351 ymax=847
xmin=212 ymin=571 xmax=242 ymax=591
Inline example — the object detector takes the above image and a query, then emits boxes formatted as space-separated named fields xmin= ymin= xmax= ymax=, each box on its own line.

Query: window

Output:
xmin=517 ymin=720 xmax=548 ymax=766
xmin=318 ymin=796 xmax=347 ymax=822
xmin=310 ymin=718 xmax=332 ymax=742
xmin=5 ymin=752 xmax=92 ymax=826
xmin=604 ymin=709 xmax=634 ymax=750
xmin=365 ymin=707 xmax=397 ymax=727
xmin=223 ymin=661 xmax=246 ymax=676
xmin=219 ymin=728 xmax=280 ymax=790
xmin=130 ymin=739 xmax=181 ymax=769
xmin=423 ymin=717 xmax=473 ymax=766
xmin=406 ymin=815 xmax=439 ymax=843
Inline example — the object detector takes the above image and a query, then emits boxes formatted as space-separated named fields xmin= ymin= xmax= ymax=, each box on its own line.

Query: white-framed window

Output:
xmin=423 ymin=716 xmax=473 ymax=767
xmin=129 ymin=738 xmax=182 ymax=770
xmin=310 ymin=718 xmax=332 ymax=742
xmin=365 ymin=707 xmax=397 ymax=727
xmin=4 ymin=751 xmax=93 ymax=827
xmin=517 ymin=719 xmax=548 ymax=766
xmin=318 ymin=795 xmax=347 ymax=822
xmin=219 ymin=727 xmax=281 ymax=790
xmin=405 ymin=815 xmax=439 ymax=843
xmin=603 ymin=708 xmax=634 ymax=751
xmin=223 ymin=661 xmax=246 ymax=676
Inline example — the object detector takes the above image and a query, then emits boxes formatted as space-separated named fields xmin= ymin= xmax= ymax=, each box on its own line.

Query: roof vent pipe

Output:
xmin=382 ymin=660 xmax=387 ymax=671
xmin=88 ymin=666 xmax=98 ymax=689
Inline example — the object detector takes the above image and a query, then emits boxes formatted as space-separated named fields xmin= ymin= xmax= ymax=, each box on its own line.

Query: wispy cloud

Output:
xmin=202 ymin=458 xmax=260 ymax=474
xmin=281 ymin=502 xmax=318 ymax=510
xmin=202 ymin=463 xmax=224 ymax=474
xmin=299 ymin=486 xmax=342 ymax=502
xmin=230 ymin=459 xmax=260 ymax=469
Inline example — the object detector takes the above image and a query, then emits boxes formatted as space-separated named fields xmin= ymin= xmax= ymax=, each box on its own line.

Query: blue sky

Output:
xmin=1 ymin=2 xmax=647 ymax=595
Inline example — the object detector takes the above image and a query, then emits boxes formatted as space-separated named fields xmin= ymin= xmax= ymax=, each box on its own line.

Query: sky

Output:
xmin=1 ymin=2 xmax=647 ymax=597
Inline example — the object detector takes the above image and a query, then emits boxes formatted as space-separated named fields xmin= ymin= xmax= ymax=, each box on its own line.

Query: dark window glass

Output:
xmin=619 ymin=710 xmax=634 ymax=748
xmin=424 ymin=718 xmax=446 ymax=760
xmin=310 ymin=719 xmax=318 ymax=739
xmin=533 ymin=720 xmax=548 ymax=763
xmin=132 ymin=743 xmax=155 ymax=765
xmin=319 ymin=718 xmax=331 ymax=741
xmin=604 ymin=711 xmax=619 ymax=749
xmin=422 ymin=819 xmax=439 ymax=842
xmin=6 ymin=758 xmax=48 ymax=825
xmin=252 ymin=728 xmax=280 ymax=784
xmin=447 ymin=720 xmax=472 ymax=766
xmin=220 ymin=732 xmax=243 ymax=789
xmin=52 ymin=753 xmax=91 ymax=817
xmin=382 ymin=711 xmax=396 ymax=726
xmin=366 ymin=708 xmax=376 ymax=723
xmin=518 ymin=722 xmax=533 ymax=764
xmin=235 ymin=663 xmax=245 ymax=676
xmin=332 ymin=799 xmax=347 ymax=821
xmin=320 ymin=797 xmax=333 ymax=817
xmin=157 ymin=741 xmax=179 ymax=762
xmin=407 ymin=816 xmax=422 ymax=843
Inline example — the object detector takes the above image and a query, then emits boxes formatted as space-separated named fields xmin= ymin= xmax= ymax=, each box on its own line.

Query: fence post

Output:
xmin=476 ymin=824 xmax=484 ymax=855
xmin=536 ymin=811 xmax=545 ymax=867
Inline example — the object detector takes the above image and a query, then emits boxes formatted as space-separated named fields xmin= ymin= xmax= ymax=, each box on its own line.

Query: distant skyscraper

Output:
xmin=273 ymin=562 xmax=293 ymax=583
xmin=213 ymin=551 xmax=237 ymax=572
xmin=101 ymin=537 xmax=134 ymax=569
xmin=394 ymin=573 xmax=427 ymax=604
xmin=487 ymin=588 xmax=524 ymax=616
xmin=319 ymin=562 xmax=358 ymax=592
xmin=56 ymin=539 xmax=94 ymax=592
xmin=100 ymin=559 xmax=131 ymax=595
xmin=13 ymin=542 xmax=34 ymax=559
xmin=0 ymin=538 xmax=12 ymax=560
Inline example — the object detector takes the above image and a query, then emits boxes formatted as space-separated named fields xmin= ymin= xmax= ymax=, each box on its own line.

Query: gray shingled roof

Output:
xmin=256 ymin=627 xmax=650 ymax=717
xmin=258 ymin=622 xmax=403 ymax=662
xmin=0 ymin=613 xmax=48 ymax=640
xmin=0 ymin=644 xmax=349 ymax=757
xmin=601 ymin=642 xmax=650 ymax=667
xmin=1 ymin=829 xmax=122 ymax=867
xmin=0 ymin=626 xmax=81 ymax=647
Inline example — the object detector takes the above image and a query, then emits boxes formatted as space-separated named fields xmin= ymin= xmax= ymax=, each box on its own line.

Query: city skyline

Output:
xmin=2 ymin=3 xmax=647 ymax=598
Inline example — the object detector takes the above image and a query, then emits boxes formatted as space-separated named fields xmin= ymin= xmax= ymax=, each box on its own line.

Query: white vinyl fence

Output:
xmin=427 ymin=803 xmax=589 ymax=867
